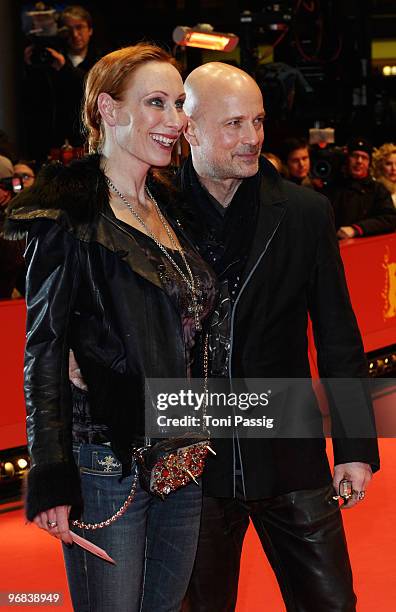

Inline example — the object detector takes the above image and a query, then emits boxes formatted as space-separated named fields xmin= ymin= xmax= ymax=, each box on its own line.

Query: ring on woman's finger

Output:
xmin=47 ymin=520 xmax=58 ymax=528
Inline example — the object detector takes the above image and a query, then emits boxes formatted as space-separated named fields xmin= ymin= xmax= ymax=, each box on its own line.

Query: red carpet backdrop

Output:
xmin=0 ymin=439 xmax=395 ymax=611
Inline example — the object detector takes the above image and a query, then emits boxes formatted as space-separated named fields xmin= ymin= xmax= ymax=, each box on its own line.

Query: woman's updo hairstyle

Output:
xmin=83 ymin=43 xmax=178 ymax=153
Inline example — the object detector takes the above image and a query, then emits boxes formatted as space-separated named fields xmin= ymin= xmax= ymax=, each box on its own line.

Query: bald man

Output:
xmin=179 ymin=63 xmax=379 ymax=612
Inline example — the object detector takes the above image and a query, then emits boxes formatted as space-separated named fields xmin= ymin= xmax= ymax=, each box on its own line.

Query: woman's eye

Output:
xmin=175 ymin=99 xmax=185 ymax=110
xmin=149 ymin=97 xmax=164 ymax=107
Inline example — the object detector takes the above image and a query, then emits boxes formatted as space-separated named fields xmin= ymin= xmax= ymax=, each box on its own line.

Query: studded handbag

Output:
xmin=134 ymin=433 xmax=215 ymax=499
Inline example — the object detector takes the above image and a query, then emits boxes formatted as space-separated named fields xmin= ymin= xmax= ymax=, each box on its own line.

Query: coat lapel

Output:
xmin=96 ymin=213 xmax=163 ymax=289
xmin=241 ymin=162 xmax=288 ymax=284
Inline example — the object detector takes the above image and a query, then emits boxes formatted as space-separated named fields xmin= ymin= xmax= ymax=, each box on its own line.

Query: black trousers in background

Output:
xmin=182 ymin=485 xmax=356 ymax=612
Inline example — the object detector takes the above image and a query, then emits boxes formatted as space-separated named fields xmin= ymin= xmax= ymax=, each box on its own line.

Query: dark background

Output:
xmin=13 ymin=0 xmax=396 ymax=152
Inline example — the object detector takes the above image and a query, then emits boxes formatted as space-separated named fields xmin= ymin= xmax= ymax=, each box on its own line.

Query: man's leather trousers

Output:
xmin=182 ymin=485 xmax=356 ymax=612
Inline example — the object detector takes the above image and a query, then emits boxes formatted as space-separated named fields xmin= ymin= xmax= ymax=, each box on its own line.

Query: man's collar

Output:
xmin=346 ymin=174 xmax=373 ymax=187
xmin=257 ymin=156 xmax=288 ymax=205
xmin=181 ymin=154 xmax=287 ymax=210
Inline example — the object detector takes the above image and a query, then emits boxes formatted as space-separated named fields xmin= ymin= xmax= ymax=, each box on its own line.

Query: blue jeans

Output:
xmin=63 ymin=443 xmax=202 ymax=612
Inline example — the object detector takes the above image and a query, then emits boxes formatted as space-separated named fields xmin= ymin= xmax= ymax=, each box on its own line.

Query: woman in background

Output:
xmin=373 ymin=142 xmax=396 ymax=206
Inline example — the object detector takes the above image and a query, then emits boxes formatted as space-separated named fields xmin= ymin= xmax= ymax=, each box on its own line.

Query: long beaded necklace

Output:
xmin=106 ymin=177 xmax=204 ymax=331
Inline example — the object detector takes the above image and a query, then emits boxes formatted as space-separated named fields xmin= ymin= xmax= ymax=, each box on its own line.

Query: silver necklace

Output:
xmin=106 ymin=177 xmax=203 ymax=331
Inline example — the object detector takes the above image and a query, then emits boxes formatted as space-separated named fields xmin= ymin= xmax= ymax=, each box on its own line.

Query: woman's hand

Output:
xmin=69 ymin=350 xmax=88 ymax=390
xmin=33 ymin=505 xmax=73 ymax=545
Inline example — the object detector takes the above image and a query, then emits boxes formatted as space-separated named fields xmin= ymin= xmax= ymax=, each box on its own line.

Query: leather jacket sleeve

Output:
xmin=24 ymin=219 xmax=83 ymax=521
xmin=308 ymin=200 xmax=380 ymax=471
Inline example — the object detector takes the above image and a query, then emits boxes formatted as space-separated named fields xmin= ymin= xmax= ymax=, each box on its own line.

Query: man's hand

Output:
xmin=336 ymin=226 xmax=357 ymax=240
xmin=33 ymin=505 xmax=73 ymax=544
xmin=69 ymin=349 xmax=88 ymax=390
xmin=333 ymin=462 xmax=372 ymax=509
xmin=23 ymin=45 xmax=34 ymax=65
xmin=46 ymin=47 xmax=66 ymax=71
xmin=24 ymin=46 xmax=66 ymax=70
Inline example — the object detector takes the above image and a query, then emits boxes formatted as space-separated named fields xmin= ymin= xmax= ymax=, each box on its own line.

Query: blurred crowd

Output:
xmin=264 ymin=136 xmax=396 ymax=240
xmin=0 ymin=156 xmax=35 ymax=298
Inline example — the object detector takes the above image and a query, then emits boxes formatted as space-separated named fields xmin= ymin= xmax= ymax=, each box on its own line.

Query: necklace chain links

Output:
xmin=106 ymin=177 xmax=203 ymax=331
xmin=71 ymin=180 xmax=211 ymax=531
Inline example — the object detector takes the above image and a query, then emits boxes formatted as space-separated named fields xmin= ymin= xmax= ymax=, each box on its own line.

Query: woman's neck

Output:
xmin=100 ymin=151 xmax=150 ymax=207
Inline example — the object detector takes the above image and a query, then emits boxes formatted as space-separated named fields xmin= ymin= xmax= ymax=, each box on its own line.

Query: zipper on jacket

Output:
xmin=229 ymin=213 xmax=284 ymax=499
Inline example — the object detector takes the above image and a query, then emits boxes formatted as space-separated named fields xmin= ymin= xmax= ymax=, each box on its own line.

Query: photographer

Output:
xmin=0 ymin=156 xmax=25 ymax=298
xmin=23 ymin=5 xmax=99 ymax=163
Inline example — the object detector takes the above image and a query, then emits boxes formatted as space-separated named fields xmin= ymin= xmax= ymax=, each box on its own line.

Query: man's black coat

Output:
xmin=180 ymin=158 xmax=380 ymax=499
xmin=331 ymin=175 xmax=396 ymax=236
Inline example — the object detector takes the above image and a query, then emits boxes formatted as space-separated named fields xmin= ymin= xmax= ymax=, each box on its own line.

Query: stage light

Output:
xmin=1 ymin=448 xmax=30 ymax=490
xmin=367 ymin=348 xmax=396 ymax=377
xmin=4 ymin=462 xmax=15 ymax=477
xmin=17 ymin=458 xmax=28 ymax=470
xmin=173 ymin=24 xmax=239 ymax=52
xmin=383 ymin=66 xmax=392 ymax=76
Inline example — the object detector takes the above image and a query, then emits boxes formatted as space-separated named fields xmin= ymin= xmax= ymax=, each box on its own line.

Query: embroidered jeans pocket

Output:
xmin=74 ymin=443 xmax=122 ymax=476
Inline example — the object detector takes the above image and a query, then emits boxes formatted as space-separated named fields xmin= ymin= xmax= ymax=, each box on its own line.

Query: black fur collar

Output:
xmin=6 ymin=154 xmax=108 ymax=226
xmin=4 ymin=153 xmax=191 ymax=239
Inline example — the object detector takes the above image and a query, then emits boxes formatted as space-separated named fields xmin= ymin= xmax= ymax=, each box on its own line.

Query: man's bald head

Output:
xmin=184 ymin=62 xmax=262 ymax=119
xmin=183 ymin=62 xmax=265 ymax=182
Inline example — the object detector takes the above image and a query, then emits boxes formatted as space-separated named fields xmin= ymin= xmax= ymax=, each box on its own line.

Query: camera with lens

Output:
xmin=310 ymin=146 xmax=346 ymax=187
xmin=309 ymin=127 xmax=345 ymax=188
xmin=22 ymin=3 xmax=67 ymax=66
xmin=0 ymin=176 xmax=24 ymax=196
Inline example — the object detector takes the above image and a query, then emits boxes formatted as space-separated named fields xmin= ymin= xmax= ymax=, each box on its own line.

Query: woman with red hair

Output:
xmin=6 ymin=44 xmax=217 ymax=611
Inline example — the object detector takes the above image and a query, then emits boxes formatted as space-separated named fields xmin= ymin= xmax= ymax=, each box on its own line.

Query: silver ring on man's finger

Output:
xmin=47 ymin=520 xmax=58 ymax=528
xmin=358 ymin=491 xmax=365 ymax=501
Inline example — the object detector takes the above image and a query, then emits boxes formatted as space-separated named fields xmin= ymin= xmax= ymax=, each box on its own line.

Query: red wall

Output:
xmin=339 ymin=233 xmax=396 ymax=352
xmin=0 ymin=299 xmax=26 ymax=450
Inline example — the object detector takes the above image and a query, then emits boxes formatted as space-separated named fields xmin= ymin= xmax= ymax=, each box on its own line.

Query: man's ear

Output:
xmin=97 ymin=92 xmax=117 ymax=127
xmin=184 ymin=118 xmax=199 ymax=147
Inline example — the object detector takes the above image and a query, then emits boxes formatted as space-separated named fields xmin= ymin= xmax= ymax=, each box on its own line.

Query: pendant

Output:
xmin=188 ymin=302 xmax=204 ymax=316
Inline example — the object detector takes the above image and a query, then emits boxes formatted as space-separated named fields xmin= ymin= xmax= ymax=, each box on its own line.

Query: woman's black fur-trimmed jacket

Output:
xmin=5 ymin=154 xmax=201 ymax=521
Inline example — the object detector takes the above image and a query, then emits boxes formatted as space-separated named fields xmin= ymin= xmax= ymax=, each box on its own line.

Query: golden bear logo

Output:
xmin=382 ymin=247 xmax=396 ymax=319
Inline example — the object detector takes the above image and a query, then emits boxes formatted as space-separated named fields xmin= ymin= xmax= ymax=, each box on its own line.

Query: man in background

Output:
xmin=280 ymin=136 xmax=314 ymax=188
xmin=330 ymin=137 xmax=396 ymax=239
xmin=23 ymin=5 xmax=99 ymax=162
